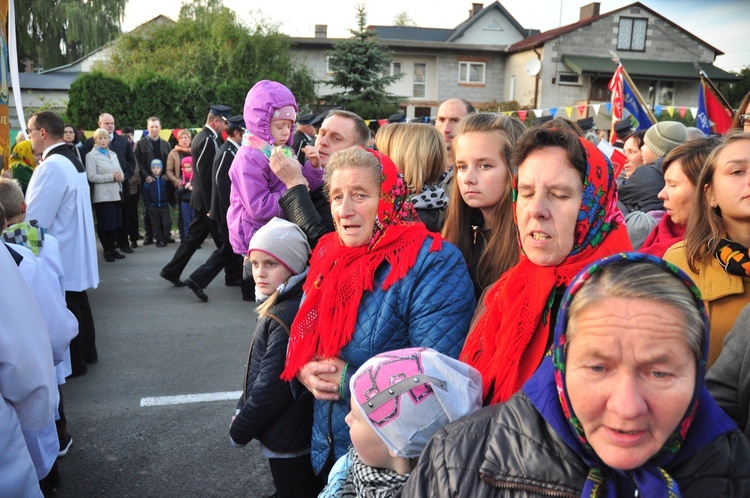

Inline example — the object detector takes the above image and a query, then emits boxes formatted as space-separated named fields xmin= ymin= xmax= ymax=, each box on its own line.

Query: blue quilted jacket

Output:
xmin=307 ymin=236 xmax=475 ymax=473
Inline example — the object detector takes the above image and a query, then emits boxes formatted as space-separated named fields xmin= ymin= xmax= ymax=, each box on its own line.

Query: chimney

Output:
xmin=315 ymin=24 xmax=327 ymax=39
xmin=470 ymin=3 xmax=483 ymax=17
xmin=579 ymin=2 xmax=600 ymax=21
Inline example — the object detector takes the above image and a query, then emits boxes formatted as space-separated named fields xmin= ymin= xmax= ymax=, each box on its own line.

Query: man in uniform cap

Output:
xmin=160 ymin=104 xmax=231 ymax=287
xmin=293 ymin=113 xmax=316 ymax=165
xmin=184 ymin=115 xmax=248 ymax=302
xmin=613 ymin=119 xmax=632 ymax=148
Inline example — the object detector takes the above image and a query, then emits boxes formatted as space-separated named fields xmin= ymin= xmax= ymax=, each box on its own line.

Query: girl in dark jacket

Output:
xmin=229 ymin=217 xmax=320 ymax=498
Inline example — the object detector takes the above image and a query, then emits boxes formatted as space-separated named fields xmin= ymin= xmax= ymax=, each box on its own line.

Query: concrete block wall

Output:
xmin=436 ymin=52 xmax=506 ymax=104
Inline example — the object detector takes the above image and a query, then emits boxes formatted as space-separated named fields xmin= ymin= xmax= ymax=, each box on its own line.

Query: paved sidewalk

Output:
xmin=55 ymin=240 xmax=277 ymax=497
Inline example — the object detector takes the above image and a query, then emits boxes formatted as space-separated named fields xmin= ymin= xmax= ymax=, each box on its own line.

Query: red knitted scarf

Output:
xmin=281 ymin=149 xmax=440 ymax=380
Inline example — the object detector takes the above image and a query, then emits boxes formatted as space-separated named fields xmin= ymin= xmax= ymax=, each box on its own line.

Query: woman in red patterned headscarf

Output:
xmin=460 ymin=120 xmax=632 ymax=406
xmin=281 ymin=146 xmax=475 ymax=475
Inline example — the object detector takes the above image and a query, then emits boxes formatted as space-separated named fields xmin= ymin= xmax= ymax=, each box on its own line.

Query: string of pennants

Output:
xmin=80 ymin=128 xmax=204 ymax=142
xmin=363 ymin=103 xmax=698 ymax=126
xmin=489 ymin=103 xmax=697 ymax=122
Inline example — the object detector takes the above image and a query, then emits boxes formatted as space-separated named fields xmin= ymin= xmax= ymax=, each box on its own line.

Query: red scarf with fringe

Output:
xmin=460 ymin=137 xmax=632 ymax=405
xmin=282 ymin=149 xmax=440 ymax=380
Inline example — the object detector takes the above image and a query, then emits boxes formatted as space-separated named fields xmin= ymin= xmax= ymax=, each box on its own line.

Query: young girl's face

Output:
xmin=345 ymin=397 xmax=392 ymax=469
xmin=182 ymin=164 xmax=192 ymax=177
xmin=249 ymin=251 xmax=293 ymax=296
xmin=270 ymin=120 xmax=293 ymax=145
xmin=454 ymin=131 xmax=510 ymax=221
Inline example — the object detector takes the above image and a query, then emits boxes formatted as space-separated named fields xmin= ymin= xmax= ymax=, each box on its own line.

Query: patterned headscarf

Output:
xmin=282 ymin=148 xmax=441 ymax=380
xmin=525 ymin=252 xmax=737 ymax=497
xmin=461 ymin=136 xmax=632 ymax=405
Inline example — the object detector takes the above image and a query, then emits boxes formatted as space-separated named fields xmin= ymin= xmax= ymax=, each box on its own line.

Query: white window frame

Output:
xmin=325 ymin=55 xmax=332 ymax=74
xmin=390 ymin=61 xmax=402 ymax=76
xmin=413 ymin=62 xmax=427 ymax=99
xmin=557 ymin=72 xmax=582 ymax=86
xmin=459 ymin=61 xmax=486 ymax=84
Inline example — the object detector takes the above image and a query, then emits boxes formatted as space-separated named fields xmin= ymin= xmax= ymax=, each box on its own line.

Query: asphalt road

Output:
xmin=54 ymin=238 xmax=276 ymax=497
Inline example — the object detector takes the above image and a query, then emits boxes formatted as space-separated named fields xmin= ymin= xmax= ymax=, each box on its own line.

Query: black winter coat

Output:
xmin=230 ymin=279 xmax=313 ymax=453
xmin=400 ymin=391 xmax=750 ymax=497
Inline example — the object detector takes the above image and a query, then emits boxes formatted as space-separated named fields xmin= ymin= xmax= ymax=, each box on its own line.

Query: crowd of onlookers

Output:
xmin=3 ymin=85 xmax=750 ymax=497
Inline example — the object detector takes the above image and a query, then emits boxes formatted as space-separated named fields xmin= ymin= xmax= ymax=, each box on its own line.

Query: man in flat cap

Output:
xmin=184 ymin=115 xmax=247 ymax=302
xmin=293 ymin=113 xmax=316 ymax=165
xmin=160 ymin=104 xmax=230 ymax=287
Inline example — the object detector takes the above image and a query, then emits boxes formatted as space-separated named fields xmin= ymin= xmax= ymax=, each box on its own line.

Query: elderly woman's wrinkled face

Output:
xmin=330 ymin=166 xmax=380 ymax=248
xmin=516 ymin=147 xmax=583 ymax=267
xmin=565 ymin=297 xmax=696 ymax=470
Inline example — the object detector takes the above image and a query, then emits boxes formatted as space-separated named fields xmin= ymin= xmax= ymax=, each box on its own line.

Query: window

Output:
xmin=413 ymin=63 xmax=427 ymax=98
xmin=557 ymin=72 xmax=582 ymax=86
xmin=325 ymin=55 xmax=332 ymax=74
xmin=459 ymin=61 xmax=485 ymax=84
xmin=647 ymin=80 xmax=674 ymax=106
xmin=509 ymin=76 xmax=516 ymax=101
xmin=391 ymin=62 xmax=402 ymax=76
xmin=617 ymin=17 xmax=647 ymax=51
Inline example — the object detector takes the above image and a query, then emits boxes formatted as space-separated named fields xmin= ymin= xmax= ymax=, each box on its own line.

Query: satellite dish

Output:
xmin=526 ymin=58 xmax=542 ymax=77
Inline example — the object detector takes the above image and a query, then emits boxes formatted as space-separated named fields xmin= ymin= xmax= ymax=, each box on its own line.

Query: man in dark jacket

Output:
xmin=184 ymin=115 xmax=246 ymax=302
xmin=133 ymin=117 xmax=172 ymax=245
xmin=159 ymin=105 xmax=230 ymax=287
xmin=83 ymin=113 xmax=138 ymax=251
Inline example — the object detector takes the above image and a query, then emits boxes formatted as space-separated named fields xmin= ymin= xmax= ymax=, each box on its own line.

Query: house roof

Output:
xmin=507 ymin=2 xmax=723 ymax=55
xmin=447 ymin=1 xmax=529 ymax=42
xmin=371 ymin=26 xmax=454 ymax=43
xmin=289 ymin=37 xmax=507 ymax=53
xmin=10 ymin=72 xmax=79 ymax=90
xmin=562 ymin=55 xmax=738 ymax=82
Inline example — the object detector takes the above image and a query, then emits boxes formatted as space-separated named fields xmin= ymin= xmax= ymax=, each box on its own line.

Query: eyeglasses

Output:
xmin=740 ymin=114 xmax=750 ymax=127
xmin=25 ymin=127 xmax=41 ymax=135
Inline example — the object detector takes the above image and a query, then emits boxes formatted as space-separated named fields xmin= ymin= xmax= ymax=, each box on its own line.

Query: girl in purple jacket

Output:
xmin=227 ymin=80 xmax=324 ymax=255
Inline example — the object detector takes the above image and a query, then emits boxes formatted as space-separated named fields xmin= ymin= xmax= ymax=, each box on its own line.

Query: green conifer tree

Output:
xmin=324 ymin=5 xmax=403 ymax=119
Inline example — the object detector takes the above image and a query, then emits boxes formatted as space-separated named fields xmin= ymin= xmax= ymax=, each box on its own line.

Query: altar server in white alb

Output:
xmin=25 ymin=111 xmax=100 ymax=377
xmin=0 ymin=242 xmax=57 ymax=497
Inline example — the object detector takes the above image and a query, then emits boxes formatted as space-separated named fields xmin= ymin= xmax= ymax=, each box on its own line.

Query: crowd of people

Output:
xmin=2 ymin=83 xmax=750 ymax=497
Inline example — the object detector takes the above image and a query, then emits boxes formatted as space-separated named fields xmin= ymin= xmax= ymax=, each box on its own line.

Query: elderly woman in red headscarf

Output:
xmin=460 ymin=120 xmax=632 ymax=406
xmin=280 ymin=146 xmax=475 ymax=478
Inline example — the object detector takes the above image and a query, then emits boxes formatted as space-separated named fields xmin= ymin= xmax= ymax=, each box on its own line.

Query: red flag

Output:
xmin=704 ymin=83 xmax=733 ymax=134
xmin=378 ymin=119 xmax=388 ymax=127
xmin=679 ymin=107 xmax=687 ymax=119
xmin=517 ymin=110 xmax=528 ymax=122
xmin=577 ymin=105 xmax=587 ymax=118
xmin=608 ymin=65 xmax=624 ymax=143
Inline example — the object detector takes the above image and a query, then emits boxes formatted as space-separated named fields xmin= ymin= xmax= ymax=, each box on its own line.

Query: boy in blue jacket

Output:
xmin=142 ymin=159 xmax=171 ymax=247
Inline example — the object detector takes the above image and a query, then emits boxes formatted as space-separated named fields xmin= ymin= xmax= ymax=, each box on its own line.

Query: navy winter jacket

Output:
xmin=142 ymin=176 xmax=170 ymax=208
xmin=305 ymin=236 xmax=476 ymax=473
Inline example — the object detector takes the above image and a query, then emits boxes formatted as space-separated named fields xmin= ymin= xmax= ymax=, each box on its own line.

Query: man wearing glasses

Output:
xmin=25 ymin=111 xmax=99 ymax=377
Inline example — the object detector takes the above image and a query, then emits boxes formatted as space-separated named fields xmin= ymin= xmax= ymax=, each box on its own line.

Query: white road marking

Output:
xmin=140 ymin=391 xmax=242 ymax=407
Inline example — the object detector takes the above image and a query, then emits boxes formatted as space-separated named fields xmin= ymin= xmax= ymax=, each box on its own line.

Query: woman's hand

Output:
xmin=270 ymin=148 xmax=308 ymax=189
xmin=296 ymin=358 xmax=346 ymax=401
xmin=114 ymin=171 xmax=123 ymax=183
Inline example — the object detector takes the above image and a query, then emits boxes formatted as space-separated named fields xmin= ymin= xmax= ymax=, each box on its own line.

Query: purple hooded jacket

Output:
xmin=227 ymin=80 xmax=323 ymax=255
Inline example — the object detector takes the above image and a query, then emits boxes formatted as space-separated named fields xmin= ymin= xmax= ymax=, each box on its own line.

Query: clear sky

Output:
xmin=122 ymin=0 xmax=748 ymax=72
